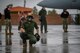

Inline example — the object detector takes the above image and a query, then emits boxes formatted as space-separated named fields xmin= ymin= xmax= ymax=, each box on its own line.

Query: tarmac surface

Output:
xmin=0 ymin=25 xmax=80 ymax=53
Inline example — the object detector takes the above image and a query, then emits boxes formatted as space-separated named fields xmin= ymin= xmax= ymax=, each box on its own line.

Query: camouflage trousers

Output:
xmin=5 ymin=19 xmax=12 ymax=33
xmin=40 ymin=21 xmax=47 ymax=33
xmin=62 ymin=18 xmax=68 ymax=30
xmin=20 ymin=32 xmax=37 ymax=44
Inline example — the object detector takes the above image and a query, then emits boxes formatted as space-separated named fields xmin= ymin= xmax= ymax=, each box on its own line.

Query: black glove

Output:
xmin=34 ymin=33 xmax=40 ymax=41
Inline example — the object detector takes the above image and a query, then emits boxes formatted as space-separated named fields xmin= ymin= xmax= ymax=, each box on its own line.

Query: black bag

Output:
xmin=34 ymin=33 xmax=40 ymax=41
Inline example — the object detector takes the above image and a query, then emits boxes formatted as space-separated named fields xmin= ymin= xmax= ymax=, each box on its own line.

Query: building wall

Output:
xmin=1 ymin=14 xmax=73 ymax=25
xmin=33 ymin=14 xmax=73 ymax=25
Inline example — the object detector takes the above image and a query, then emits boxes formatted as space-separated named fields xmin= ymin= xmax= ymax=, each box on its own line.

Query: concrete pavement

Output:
xmin=0 ymin=25 xmax=80 ymax=53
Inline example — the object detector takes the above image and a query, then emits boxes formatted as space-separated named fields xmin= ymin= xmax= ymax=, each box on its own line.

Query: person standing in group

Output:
xmin=18 ymin=12 xmax=27 ymax=30
xmin=4 ymin=4 xmax=13 ymax=35
xmin=60 ymin=9 xmax=69 ymax=32
xmin=39 ymin=7 xmax=48 ymax=33
xmin=0 ymin=13 xmax=2 ymax=32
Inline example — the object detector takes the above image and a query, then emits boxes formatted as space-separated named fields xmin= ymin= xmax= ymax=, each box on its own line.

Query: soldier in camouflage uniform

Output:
xmin=61 ymin=9 xmax=69 ymax=32
xmin=20 ymin=15 xmax=39 ymax=47
xmin=39 ymin=7 xmax=47 ymax=33
xmin=4 ymin=4 xmax=13 ymax=35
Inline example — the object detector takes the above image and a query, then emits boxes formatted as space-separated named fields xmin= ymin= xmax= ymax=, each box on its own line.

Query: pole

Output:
xmin=24 ymin=0 xmax=26 ymax=7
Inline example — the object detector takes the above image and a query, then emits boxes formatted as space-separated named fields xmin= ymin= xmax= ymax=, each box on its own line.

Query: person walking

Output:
xmin=61 ymin=9 xmax=69 ymax=32
xmin=39 ymin=7 xmax=48 ymax=33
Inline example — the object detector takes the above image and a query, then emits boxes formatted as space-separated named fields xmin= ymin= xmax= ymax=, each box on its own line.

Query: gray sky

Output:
xmin=0 ymin=0 xmax=43 ymax=14
xmin=0 ymin=0 xmax=79 ymax=14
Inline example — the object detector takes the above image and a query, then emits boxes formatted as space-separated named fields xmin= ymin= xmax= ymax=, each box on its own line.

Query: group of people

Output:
xmin=18 ymin=7 xmax=48 ymax=47
xmin=3 ymin=4 xmax=40 ymax=47
xmin=39 ymin=8 xmax=69 ymax=33
xmin=0 ymin=4 xmax=70 ymax=47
